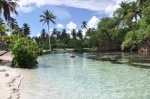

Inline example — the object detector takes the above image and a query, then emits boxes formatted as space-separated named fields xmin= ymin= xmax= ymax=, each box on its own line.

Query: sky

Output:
xmin=12 ymin=0 xmax=135 ymax=37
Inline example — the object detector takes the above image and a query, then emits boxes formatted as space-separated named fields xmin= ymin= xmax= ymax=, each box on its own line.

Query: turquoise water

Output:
xmin=20 ymin=52 xmax=150 ymax=99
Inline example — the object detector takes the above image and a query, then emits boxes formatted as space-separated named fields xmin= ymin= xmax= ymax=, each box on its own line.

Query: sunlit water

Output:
xmin=19 ymin=52 xmax=150 ymax=99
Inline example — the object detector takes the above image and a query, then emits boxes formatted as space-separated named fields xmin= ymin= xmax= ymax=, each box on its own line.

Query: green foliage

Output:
xmin=142 ymin=6 xmax=150 ymax=24
xmin=69 ymin=39 xmax=83 ymax=48
xmin=121 ymin=31 xmax=137 ymax=50
xmin=136 ymin=25 xmax=150 ymax=44
xmin=0 ymin=24 xmax=9 ymax=35
xmin=3 ymin=34 xmax=39 ymax=68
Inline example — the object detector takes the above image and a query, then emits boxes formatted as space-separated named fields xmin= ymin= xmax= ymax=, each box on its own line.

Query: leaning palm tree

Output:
xmin=40 ymin=10 xmax=56 ymax=51
xmin=0 ymin=0 xmax=19 ymax=21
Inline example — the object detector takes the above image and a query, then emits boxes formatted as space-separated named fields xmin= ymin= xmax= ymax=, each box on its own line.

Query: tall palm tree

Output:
xmin=40 ymin=10 xmax=56 ymax=51
xmin=22 ymin=23 xmax=30 ymax=37
xmin=0 ymin=0 xmax=19 ymax=21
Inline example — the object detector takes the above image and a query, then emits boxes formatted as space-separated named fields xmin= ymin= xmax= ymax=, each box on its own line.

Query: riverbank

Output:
xmin=0 ymin=51 xmax=24 ymax=99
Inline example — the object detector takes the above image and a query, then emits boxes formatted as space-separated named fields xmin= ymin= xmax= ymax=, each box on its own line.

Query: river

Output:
xmin=19 ymin=52 xmax=150 ymax=99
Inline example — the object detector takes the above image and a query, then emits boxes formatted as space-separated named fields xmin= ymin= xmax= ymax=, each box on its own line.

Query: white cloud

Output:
xmin=52 ymin=7 xmax=71 ymax=20
xmin=81 ymin=29 xmax=87 ymax=36
xmin=66 ymin=21 xmax=77 ymax=30
xmin=18 ymin=0 xmax=109 ymax=12
xmin=18 ymin=6 xmax=35 ymax=13
xmin=66 ymin=30 xmax=71 ymax=34
xmin=57 ymin=24 xmax=64 ymax=29
xmin=50 ymin=28 xmax=53 ymax=33
xmin=17 ymin=0 xmax=136 ymax=16
xmin=104 ymin=0 xmax=136 ymax=16
xmin=88 ymin=16 xmax=99 ymax=28
xmin=37 ymin=33 xmax=41 ymax=37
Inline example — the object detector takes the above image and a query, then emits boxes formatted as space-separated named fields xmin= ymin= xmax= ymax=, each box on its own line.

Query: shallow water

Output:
xmin=20 ymin=52 xmax=150 ymax=99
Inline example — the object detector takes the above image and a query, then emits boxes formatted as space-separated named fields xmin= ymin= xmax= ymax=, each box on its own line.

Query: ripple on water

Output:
xmin=20 ymin=53 xmax=150 ymax=99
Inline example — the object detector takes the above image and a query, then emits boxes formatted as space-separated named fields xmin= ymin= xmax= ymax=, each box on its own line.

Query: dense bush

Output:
xmin=3 ymin=34 xmax=39 ymax=68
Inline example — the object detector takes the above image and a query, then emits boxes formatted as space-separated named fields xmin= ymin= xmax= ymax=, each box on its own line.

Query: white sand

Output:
xmin=0 ymin=51 xmax=24 ymax=99
xmin=0 ymin=51 xmax=12 ymax=61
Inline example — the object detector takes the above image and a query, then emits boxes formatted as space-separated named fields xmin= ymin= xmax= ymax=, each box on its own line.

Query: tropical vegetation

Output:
xmin=34 ymin=0 xmax=150 ymax=52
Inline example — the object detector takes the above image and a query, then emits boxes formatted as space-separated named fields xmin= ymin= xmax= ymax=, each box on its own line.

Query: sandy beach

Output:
xmin=0 ymin=51 xmax=24 ymax=99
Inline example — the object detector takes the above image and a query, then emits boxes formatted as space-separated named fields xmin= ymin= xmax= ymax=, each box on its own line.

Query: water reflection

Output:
xmin=83 ymin=52 xmax=150 ymax=69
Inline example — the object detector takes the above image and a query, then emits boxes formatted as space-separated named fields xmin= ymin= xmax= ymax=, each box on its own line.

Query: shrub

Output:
xmin=3 ymin=34 xmax=39 ymax=68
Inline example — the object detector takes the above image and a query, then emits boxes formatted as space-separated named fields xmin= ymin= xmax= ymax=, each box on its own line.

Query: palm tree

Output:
xmin=77 ymin=29 xmax=83 ymax=41
xmin=71 ymin=29 xmax=76 ymax=40
xmin=137 ymin=0 xmax=149 ymax=9
xmin=8 ymin=17 xmax=18 ymax=29
xmin=40 ymin=10 xmax=56 ymax=51
xmin=81 ymin=21 xmax=88 ymax=30
xmin=114 ymin=1 xmax=130 ymax=18
xmin=127 ymin=1 xmax=141 ymax=22
xmin=61 ymin=29 xmax=67 ymax=39
xmin=0 ymin=0 xmax=19 ymax=21
xmin=51 ymin=28 xmax=57 ymax=37
xmin=22 ymin=23 xmax=30 ymax=37
xmin=56 ymin=31 xmax=61 ymax=41
xmin=40 ymin=29 xmax=47 ymax=44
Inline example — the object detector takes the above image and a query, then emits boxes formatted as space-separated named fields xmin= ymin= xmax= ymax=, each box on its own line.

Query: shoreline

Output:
xmin=0 ymin=51 xmax=24 ymax=99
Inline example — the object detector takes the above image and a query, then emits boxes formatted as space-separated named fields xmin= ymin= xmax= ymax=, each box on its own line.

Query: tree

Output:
xmin=40 ymin=10 xmax=56 ymax=51
xmin=0 ymin=0 xmax=19 ymax=21
xmin=71 ymin=29 xmax=77 ymax=40
xmin=0 ymin=23 xmax=8 ymax=36
xmin=77 ymin=29 xmax=83 ymax=41
xmin=61 ymin=29 xmax=67 ymax=39
xmin=114 ymin=1 xmax=129 ymax=19
xmin=81 ymin=21 xmax=88 ymax=30
xmin=22 ymin=23 xmax=30 ymax=37
xmin=8 ymin=17 xmax=18 ymax=30
xmin=127 ymin=1 xmax=140 ymax=22
xmin=40 ymin=29 xmax=47 ymax=44
xmin=51 ymin=28 xmax=57 ymax=37
xmin=2 ymin=34 xmax=39 ymax=68
xmin=137 ymin=0 xmax=149 ymax=9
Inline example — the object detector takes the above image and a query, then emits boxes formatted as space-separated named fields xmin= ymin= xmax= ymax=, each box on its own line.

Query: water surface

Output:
xmin=20 ymin=52 xmax=150 ymax=99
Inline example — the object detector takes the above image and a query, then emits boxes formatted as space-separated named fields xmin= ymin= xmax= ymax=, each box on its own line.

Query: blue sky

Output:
xmin=13 ymin=0 xmax=135 ymax=37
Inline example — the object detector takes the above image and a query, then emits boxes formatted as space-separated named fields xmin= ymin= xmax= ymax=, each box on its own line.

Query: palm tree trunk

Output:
xmin=48 ymin=24 xmax=51 ymax=51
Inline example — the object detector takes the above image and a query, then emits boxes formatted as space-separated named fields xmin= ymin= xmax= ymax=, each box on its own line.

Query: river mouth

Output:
xmin=19 ymin=52 xmax=150 ymax=99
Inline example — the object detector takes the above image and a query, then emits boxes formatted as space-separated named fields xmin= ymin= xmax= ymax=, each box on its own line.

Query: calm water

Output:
xmin=20 ymin=52 xmax=150 ymax=99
